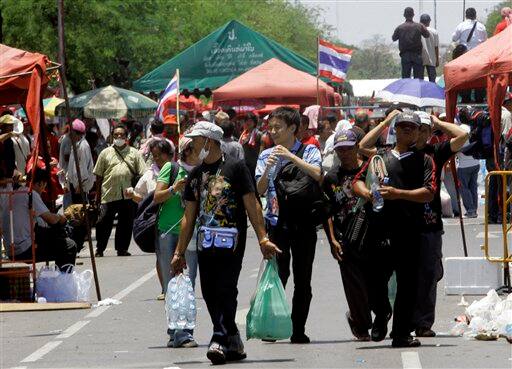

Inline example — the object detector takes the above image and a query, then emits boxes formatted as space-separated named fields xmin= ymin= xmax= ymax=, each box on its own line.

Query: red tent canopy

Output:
xmin=0 ymin=44 xmax=52 ymax=155
xmin=444 ymin=26 xmax=512 ymax=161
xmin=213 ymin=58 xmax=335 ymax=107
xmin=163 ymin=95 xmax=203 ymax=111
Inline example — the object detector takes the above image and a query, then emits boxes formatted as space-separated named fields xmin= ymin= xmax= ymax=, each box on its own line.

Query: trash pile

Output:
xmin=450 ymin=290 xmax=512 ymax=343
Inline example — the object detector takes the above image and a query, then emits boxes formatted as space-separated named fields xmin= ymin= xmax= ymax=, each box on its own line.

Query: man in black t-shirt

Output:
xmin=412 ymin=112 xmax=468 ymax=337
xmin=171 ymin=121 xmax=280 ymax=365
xmin=354 ymin=112 xmax=435 ymax=348
xmin=322 ymin=129 xmax=374 ymax=341
xmin=392 ymin=7 xmax=430 ymax=79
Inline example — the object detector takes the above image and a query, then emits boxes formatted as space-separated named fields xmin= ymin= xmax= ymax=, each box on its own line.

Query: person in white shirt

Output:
xmin=452 ymin=8 xmax=487 ymax=51
xmin=420 ymin=14 xmax=439 ymax=83
xmin=65 ymin=119 xmax=95 ymax=205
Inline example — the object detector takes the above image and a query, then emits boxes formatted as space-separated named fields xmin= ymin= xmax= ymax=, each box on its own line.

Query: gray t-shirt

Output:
xmin=221 ymin=137 xmax=245 ymax=161
xmin=1 ymin=189 xmax=49 ymax=255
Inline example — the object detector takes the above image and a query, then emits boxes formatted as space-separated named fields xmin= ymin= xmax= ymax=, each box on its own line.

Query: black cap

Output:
xmin=395 ymin=112 xmax=421 ymax=126
xmin=420 ymin=14 xmax=431 ymax=23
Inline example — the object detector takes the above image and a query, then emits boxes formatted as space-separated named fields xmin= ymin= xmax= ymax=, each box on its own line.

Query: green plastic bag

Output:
xmin=246 ymin=258 xmax=292 ymax=340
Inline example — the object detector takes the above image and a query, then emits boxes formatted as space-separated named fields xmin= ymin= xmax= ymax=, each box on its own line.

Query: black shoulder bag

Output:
xmin=114 ymin=147 xmax=141 ymax=188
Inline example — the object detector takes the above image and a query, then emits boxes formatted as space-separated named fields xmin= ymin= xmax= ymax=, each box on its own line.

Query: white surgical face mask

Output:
xmin=113 ymin=138 xmax=126 ymax=147
xmin=198 ymin=139 xmax=210 ymax=161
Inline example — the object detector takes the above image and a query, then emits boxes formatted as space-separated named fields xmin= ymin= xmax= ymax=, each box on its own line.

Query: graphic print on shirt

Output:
xmin=197 ymin=172 xmax=237 ymax=227
xmin=330 ymin=176 xmax=359 ymax=223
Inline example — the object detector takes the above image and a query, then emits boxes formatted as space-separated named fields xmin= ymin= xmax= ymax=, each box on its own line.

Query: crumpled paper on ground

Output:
xmin=93 ymin=298 xmax=122 ymax=307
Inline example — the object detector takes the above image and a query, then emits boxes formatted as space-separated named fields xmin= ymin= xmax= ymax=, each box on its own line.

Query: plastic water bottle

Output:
xmin=165 ymin=275 xmax=196 ymax=330
xmin=371 ymin=176 xmax=389 ymax=212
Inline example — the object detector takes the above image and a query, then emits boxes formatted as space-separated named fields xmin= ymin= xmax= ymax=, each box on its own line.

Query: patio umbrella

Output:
xmin=55 ymin=85 xmax=157 ymax=119
xmin=376 ymin=78 xmax=445 ymax=107
xmin=43 ymin=97 xmax=64 ymax=117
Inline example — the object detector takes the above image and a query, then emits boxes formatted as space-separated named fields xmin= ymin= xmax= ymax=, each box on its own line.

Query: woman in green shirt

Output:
xmin=153 ymin=136 xmax=200 ymax=348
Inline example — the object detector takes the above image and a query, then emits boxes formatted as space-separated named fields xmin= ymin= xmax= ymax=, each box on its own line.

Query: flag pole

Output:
xmin=176 ymin=69 xmax=180 ymax=138
xmin=316 ymin=35 xmax=320 ymax=106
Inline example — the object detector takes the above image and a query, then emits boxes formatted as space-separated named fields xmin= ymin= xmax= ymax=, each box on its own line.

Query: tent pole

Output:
xmin=58 ymin=0 xmax=102 ymax=301
xmin=176 ymin=69 xmax=180 ymax=137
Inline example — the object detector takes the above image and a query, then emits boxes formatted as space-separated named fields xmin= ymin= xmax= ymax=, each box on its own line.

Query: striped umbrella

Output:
xmin=55 ymin=85 xmax=157 ymax=119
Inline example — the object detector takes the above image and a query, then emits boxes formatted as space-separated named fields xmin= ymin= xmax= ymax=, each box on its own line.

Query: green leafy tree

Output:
xmin=1 ymin=0 xmax=333 ymax=92
xmin=347 ymin=35 xmax=401 ymax=79
xmin=485 ymin=1 xmax=512 ymax=36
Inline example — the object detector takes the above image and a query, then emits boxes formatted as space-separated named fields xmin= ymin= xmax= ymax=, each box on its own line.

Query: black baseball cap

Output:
xmin=395 ymin=112 xmax=421 ymax=126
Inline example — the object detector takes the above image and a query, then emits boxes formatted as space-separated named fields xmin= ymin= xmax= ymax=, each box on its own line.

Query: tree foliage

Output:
xmin=347 ymin=35 xmax=401 ymax=79
xmin=1 ymin=0 xmax=334 ymax=92
xmin=485 ymin=0 xmax=512 ymax=36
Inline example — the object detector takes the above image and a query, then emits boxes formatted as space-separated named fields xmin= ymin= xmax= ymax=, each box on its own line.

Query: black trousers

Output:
xmin=387 ymin=231 xmax=421 ymax=338
xmin=486 ymin=158 xmax=501 ymax=221
xmin=339 ymin=254 xmax=372 ymax=332
xmin=413 ymin=231 xmax=443 ymax=330
xmin=270 ymin=222 xmax=317 ymax=336
xmin=425 ymin=65 xmax=436 ymax=82
xmin=95 ymin=199 xmax=136 ymax=252
xmin=401 ymin=52 xmax=424 ymax=79
xmin=198 ymin=233 xmax=246 ymax=346
xmin=17 ymin=225 xmax=77 ymax=269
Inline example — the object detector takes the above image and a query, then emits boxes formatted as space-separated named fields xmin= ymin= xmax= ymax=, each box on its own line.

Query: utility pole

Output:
xmin=463 ymin=0 xmax=466 ymax=21
xmin=434 ymin=0 xmax=437 ymax=29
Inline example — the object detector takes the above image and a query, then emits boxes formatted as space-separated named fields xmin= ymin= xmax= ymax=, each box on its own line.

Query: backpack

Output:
xmin=132 ymin=162 xmax=179 ymax=253
xmin=461 ymin=110 xmax=494 ymax=159
xmin=274 ymin=144 xmax=328 ymax=227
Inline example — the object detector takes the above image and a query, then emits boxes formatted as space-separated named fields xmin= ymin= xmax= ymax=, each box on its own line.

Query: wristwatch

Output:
xmin=259 ymin=236 xmax=270 ymax=246
xmin=168 ymin=186 xmax=175 ymax=196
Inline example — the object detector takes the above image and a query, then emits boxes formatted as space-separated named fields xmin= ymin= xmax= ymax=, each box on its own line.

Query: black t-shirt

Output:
xmin=420 ymin=141 xmax=454 ymax=232
xmin=322 ymin=163 xmax=363 ymax=240
xmin=392 ymin=21 xmax=429 ymax=55
xmin=355 ymin=147 xmax=436 ymax=233
xmin=0 ymin=139 xmax=16 ymax=180
xmin=183 ymin=156 xmax=255 ymax=235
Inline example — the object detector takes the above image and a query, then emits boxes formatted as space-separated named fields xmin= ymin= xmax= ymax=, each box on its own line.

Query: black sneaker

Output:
xmin=415 ymin=327 xmax=436 ymax=337
xmin=346 ymin=312 xmax=371 ymax=341
xmin=117 ymin=250 xmax=131 ymax=256
xmin=226 ymin=333 xmax=247 ymax=361
xmin=290 ymin=333 xmax=310 ymax=344
xmin=166 ymin=336 xmax=174 ymax=348
xmin=371 ymin=313 xmax=391 ymax=342
xmin=392 ymin=336 xmax=421 ymax=348
xmin=207 ymin=342 xmax=227 ymax=365
xmin=94 ymin=250 xmax=103 ymax=257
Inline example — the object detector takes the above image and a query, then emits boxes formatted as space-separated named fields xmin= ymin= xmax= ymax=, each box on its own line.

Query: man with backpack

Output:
xmin=255 ymin=107 xmax=322 ymax=344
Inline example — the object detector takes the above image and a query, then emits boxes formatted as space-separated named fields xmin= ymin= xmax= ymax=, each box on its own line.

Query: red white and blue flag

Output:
xmin=156 ymin=72 xmax=179 ymax=121
xmin=318 ymin=38 xmax=352 ymax=83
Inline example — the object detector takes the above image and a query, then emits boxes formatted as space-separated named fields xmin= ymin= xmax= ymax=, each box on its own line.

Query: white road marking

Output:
xmin=163 ymin=367 xmax=182 ymax=369
xmin=56 ymin=320 xmax=90 ymax=339
xmin=18 ymin=269 xmax=157 ymax=365
xmin=249 ymin=273 xmax=258 ymax=278
xmin=112 ymin=269 xmax=157 ymax=301
xmin=20 ymin=341 xmax=62 ymax=363
xmin=401 ymin=351 xmax=422 ymax=369
xmin=235 ymin=307 xmax=250 ymax=326
xmin=476 ymin=231 xmax=499 ymax=239
xmin=9 ymin=367 xmax=27 ymax=369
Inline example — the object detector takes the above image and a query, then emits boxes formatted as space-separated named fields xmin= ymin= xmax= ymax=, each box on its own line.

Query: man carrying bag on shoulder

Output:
xmin=255 ymin=107 xmax=323 ymax=344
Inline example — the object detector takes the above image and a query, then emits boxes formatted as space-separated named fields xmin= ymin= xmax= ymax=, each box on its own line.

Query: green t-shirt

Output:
xmin=157 ymin=162 xmax=187 ymax=234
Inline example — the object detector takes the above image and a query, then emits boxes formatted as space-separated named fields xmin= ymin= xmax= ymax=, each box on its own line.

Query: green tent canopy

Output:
xmin=133 ymin=20 xmax=317 ymax=94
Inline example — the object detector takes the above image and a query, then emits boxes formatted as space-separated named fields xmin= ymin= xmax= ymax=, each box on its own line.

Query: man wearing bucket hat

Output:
xmin=171 ymin=121 xmax=280 ymax=365
xmin=353 ymin=111 xmax=436 ymax=347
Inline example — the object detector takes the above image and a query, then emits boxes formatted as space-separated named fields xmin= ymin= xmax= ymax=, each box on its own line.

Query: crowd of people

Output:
xmin=1 ymin=5 xmax=512 ymax=365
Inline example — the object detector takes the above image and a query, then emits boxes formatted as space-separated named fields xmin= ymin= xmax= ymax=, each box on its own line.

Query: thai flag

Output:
xmin=318 ymin=38 xmax=352 ymax=83
xmin=156 ymin=72 xmax=178 ymax=121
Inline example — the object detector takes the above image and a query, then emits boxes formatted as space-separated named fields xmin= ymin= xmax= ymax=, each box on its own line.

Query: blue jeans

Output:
xmin=457 ymin=165 xmax=480 ymax=215
xmin=157 ymin=230 xmax=198 ymax=346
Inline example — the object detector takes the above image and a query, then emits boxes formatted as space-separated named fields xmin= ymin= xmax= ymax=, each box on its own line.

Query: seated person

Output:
xmin=1 ymin=168 xmax=77 ymax=269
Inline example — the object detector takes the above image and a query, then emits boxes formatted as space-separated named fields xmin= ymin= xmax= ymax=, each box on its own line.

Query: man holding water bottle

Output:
xmin=354 ymin=112 xmax=436 ymax=348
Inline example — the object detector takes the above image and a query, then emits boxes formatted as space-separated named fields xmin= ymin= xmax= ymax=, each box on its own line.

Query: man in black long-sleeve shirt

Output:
xmin=392 ymin=7 xmax=430 ymax=79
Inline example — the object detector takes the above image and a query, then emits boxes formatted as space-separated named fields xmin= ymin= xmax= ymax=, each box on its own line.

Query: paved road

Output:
xmin=1 ymin=216 xmax=511 ymax=369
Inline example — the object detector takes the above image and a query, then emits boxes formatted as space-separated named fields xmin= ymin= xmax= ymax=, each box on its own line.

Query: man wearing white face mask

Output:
xmin=93 ymin=123 xmax=146 ymax=257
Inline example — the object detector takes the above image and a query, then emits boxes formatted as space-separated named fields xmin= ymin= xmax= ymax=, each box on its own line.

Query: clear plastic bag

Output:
xmin=36 ymin=265 xmax=93 ymax=302
xmin=165 ymin=274 xmax=196 ymax=330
